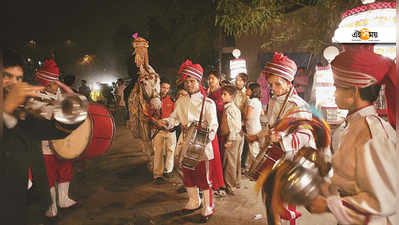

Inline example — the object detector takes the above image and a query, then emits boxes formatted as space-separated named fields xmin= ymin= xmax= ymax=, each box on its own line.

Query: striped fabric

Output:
xmin=178 ymin=59 xmax=204 ymax=81
xmin=264 ymin=52 xmax=297 ymax=82
xmin=332 ymin=65 xmax=377 ymax=88
xmin=182 ymin=66 xmax=203 ymax=81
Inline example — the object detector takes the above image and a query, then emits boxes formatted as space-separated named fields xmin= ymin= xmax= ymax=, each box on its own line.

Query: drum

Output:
xmin=180 ymin=122 xmax=209 ymax=170
xmin=247 ymin=144 xmax=284 ymax=181
xmin=50 ymin=104 xmax=115 ymax=160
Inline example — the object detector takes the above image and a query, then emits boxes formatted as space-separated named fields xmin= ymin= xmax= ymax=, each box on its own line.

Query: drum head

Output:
xmin=50 ymin=118 xmax=92 ymax=159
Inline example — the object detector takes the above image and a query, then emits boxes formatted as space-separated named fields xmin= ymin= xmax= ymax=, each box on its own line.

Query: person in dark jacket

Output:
xmin=1 ymin=49 xmax=82 ymax=225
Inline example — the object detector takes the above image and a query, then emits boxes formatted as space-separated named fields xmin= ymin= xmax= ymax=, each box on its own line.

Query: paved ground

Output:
xmin=28 ymin=126 xmax=337 ymax=225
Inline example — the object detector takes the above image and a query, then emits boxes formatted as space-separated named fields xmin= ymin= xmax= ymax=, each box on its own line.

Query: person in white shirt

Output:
xmin=247 ymin=52 xmax=315 ymax=225
xmin=34 ymin=60 xmax=79 ymax=218
xmin=307 ymin=46 xmax=397 ymax=225
xmin=155 ymin=60 xmax=221 ymax=223
xmin=244 ymin=82 xmax=262 ymax=168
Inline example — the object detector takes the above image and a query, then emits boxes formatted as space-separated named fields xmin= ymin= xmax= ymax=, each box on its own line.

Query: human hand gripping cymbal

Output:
xmin=4 ymin=83 xmax=44 ymax=114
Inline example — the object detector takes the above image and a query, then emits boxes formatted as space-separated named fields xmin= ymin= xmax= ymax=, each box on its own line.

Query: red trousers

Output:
xmin=43 ymin=155 xmax=73 ymax=187
xmin=182 ymin=160 xmax=212 ymax=190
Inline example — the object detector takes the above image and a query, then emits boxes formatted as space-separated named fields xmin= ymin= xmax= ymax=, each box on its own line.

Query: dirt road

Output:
xmin=28 ymin=126 xmax=337 ymax=225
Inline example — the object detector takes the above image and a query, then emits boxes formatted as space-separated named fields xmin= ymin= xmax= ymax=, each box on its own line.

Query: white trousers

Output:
xmin=247 ymin=140 xmax=260 ymax=168
xmin=152 ymin=130 xmax=176 ymax=178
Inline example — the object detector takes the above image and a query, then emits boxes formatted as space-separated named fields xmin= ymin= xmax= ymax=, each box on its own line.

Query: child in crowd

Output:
xmin=245 ymin=82 xmax=262 ymax=168
xmin=220 ymin=85 xmax=242 ymax=195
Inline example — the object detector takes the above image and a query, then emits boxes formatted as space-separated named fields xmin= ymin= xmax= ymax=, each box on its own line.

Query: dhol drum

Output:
xmin=247 ymin=144 xmax=284 ymax=181
xmin=180 ymin=122 xmax=210 ymax=170
xmin=50 ymin=104 xmax=115 ymax=160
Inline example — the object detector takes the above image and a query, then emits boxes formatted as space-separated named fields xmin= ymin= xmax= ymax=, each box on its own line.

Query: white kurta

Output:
xmin=327 ymin=105 xmax=398 ymax=225
xmin=263 ymin=93 xmax=316 ymax=160
xmin=164 ymin=92 xmax=218 ymax=160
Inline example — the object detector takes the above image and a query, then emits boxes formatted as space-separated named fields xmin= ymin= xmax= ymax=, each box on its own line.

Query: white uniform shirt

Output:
xmin=327 ymin=105 xmax=398 ymax=225
xmin=164 ymin=92 xmax=218 ymax=160
xmin=40 ymin=90 xmax=58 ymax=155
xmin=264 ymin=93 xmax=316 ymax=159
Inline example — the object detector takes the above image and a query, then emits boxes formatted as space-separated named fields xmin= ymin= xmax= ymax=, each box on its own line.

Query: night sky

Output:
xmin=2 ymin=0 xmax=152 ymax=48
xmin=2 ymin=0 xmax=218 ymax=85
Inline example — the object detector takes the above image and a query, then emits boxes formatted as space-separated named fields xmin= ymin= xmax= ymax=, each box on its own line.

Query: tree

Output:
xmin=147 ymin=0 xmax=218 ymax=73
xmin=215 ymin=0 xmax=361 ymax=52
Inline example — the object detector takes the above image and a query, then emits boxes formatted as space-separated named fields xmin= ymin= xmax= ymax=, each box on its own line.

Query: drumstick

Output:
xmin=275 ymin=86 xmax=294 ymax=123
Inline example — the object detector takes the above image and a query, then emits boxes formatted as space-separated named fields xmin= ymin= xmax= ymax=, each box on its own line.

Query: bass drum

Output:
xmin=50 ymin=104 xmax=116 ymax=160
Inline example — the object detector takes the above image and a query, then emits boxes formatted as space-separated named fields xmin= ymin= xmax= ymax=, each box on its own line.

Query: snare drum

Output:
xmin=247 ymin=144 xmax=284 ymax=181
xmin=50 ymin=104 xmax=115 ymax=160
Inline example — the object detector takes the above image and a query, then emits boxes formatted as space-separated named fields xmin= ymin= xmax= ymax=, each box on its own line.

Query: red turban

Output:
xmin=264 ymin=52 xmax=297 ymax=82
xmin=35 ymin=59 xmax=60 ymax=86
xmin=178 ymin=59 xmax=203 ymax=82
xmin=331 ymin=49 xmax=396 ymax=128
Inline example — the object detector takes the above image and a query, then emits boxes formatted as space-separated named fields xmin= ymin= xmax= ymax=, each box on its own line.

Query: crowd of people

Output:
xmin=1 ymin=43 xmax=397 ymax=225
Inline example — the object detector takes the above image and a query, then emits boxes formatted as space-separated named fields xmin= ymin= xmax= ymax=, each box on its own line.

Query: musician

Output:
xmin=220 ymin=85 xmax=242 ymax=195
xmin=247 ymin=52 xmax=316 ymax=225
xmin=1 ymin=49 xmax=82 ymax=224
xmin=155 ymin=60 xmax=220 ymax=223
xmin=34 ymin=59 xmax=79 ymax=218
xmin=152 ymin=77 xmax=176 ymax=184
xmin=307 ymin=48 xmax=397 ymax=225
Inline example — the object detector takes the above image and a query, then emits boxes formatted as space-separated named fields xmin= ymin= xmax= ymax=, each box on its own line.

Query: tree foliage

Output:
xmin=216 ymin=0 xmax=361 ymax=52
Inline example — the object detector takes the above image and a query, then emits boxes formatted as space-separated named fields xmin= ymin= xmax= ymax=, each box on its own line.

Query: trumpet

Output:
xmin=22 ymin=93 xmax=88 ymax=125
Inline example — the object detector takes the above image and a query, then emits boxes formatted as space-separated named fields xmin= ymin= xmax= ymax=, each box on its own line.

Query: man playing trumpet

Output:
xmin=1 ymin=49 xmax=83 ymax=224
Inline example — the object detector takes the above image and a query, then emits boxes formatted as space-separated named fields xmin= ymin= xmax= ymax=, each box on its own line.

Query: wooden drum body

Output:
xmin=247 ymin=144 xmax=284 ymax=181
xmin=50 ymin=104 xmax=115 ymax=160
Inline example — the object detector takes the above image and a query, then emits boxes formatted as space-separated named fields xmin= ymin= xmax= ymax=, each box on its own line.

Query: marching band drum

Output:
xmin=50 ymin=104 xmax=115 ymax=160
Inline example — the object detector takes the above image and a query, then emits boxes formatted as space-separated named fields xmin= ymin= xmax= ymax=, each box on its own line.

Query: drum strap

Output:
xmin=197 ymin=93 xmax=206 ymax=130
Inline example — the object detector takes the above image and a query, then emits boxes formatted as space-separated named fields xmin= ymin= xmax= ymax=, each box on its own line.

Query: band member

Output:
xmin=247 ymin=52 xmax=316 ymax=225
xmin=220 ymin=85 xmax=242 ymax=195
xmin=1 ymin=49 xmax=82 ymax=224
xmin=152 ymin=77 xmax=176 ymax=184
xmin=307 ymin=47 xmax=397 ymax=225
xmin=34 ymin=59 xmax=79 ymax=218
xmin=155 ymin=60 xmax=219 ymax=223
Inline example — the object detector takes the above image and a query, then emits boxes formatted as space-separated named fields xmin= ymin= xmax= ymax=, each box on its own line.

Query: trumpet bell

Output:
xmin=280 ymin=160 xmax=323 ymax=205
xmin=53 ymin=94 xmax=88 ymax=124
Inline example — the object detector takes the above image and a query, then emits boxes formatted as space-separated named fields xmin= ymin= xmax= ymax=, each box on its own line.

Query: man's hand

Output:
xmin=305 ymin=195 xmax=328 ymax=214
xmin=154 ymin=119 xmax=168 ymax=129
xmin=4 ymin=83 xmax=44 ymax=114
xmin=270 ymin=131 xmax=282 ymax=143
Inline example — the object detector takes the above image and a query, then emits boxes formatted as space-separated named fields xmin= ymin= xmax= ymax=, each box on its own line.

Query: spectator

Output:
xmin=78 ymin=80 xmax=92 ymax=102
